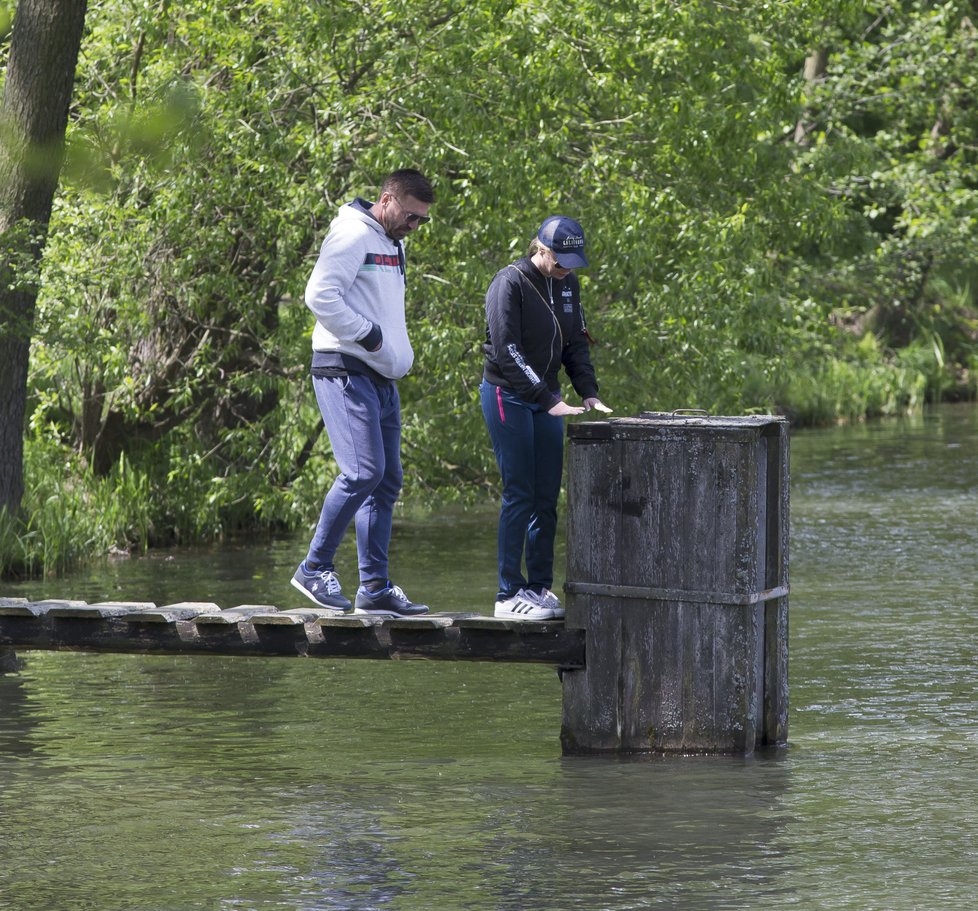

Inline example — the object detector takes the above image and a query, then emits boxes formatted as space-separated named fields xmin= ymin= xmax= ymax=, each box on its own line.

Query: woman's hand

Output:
xmin=583 ymin=397 xmax=613 ymax=413
xmin=548 ymin=401 xmax=585 ymax=416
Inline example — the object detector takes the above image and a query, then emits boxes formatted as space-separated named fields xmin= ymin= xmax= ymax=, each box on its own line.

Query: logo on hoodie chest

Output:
xmin=362 ymin=252 xmax=401 ymax=273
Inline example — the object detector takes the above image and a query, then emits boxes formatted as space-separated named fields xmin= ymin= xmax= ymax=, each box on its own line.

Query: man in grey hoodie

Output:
xmin=291 ymin=169 xmax=434 ymax=617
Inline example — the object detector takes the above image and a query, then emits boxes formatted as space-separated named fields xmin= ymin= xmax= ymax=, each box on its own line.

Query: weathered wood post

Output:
xmin=560 ymin=412 xmax=789 ymax=755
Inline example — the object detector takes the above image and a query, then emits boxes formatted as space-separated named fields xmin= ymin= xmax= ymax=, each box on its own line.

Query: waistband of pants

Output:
xmin=311 ymin=351 xmax=392 ymax=388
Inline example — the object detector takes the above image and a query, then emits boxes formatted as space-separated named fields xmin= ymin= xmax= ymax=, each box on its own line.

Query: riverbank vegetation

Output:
xmin=2 ymin=0 xmax=977 ymax=576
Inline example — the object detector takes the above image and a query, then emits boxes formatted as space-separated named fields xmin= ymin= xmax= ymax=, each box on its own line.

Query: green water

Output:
xmin=1 ymin=403 xmax=977 ymax=910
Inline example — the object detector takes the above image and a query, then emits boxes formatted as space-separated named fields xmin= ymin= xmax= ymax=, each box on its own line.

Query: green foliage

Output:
xmin=0 ymin=1 xmax=12 ymax=43
xmin=790 ymin=1 xmax=978 ymax=346
xmin=4 ymin=0 xmax=976 ymax=574
xmin=0 ymin=440 xmax=154 ymax=577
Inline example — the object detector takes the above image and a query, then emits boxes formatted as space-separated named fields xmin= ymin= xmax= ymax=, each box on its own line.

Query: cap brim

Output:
xmin=554 ymin=251 xmax=589 ymax=269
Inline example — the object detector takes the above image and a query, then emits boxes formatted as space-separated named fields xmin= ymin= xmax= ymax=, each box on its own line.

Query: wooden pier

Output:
xmin=1 ymin=412 xmax=790 ymax=757
xmin=0 ymin=599 xmax=583 ymax=665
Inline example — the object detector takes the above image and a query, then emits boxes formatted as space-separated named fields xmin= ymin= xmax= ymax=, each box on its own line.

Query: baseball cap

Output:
xmin=538 ymin=215 xmax=589 ymax=269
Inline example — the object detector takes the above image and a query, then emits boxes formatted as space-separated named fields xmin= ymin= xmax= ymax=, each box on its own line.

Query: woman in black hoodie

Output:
xmin=481 ymin=216 xmax=612 ymax=621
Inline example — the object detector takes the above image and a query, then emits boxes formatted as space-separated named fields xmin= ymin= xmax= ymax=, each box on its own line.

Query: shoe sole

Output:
xmin=290 ymin=576 xmax=353 ymax=612
xmin=355 ymin=608 xmax=430 ymax=618
xmin=354 ymin=592 xmax=429 ymax=617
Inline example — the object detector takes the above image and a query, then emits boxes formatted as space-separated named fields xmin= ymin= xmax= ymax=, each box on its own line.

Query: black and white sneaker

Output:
xmin=354 ymin=583 xmax=429 ymax=618
xmin=494 ymin=588 xmax=558 ymax=620
xmin=290 ymin=562 xmax=353 ymax=612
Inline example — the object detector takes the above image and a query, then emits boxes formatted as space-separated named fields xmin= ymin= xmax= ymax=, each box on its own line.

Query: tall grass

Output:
xmin=0 ymin=432 xmax=313 ymax=580
xmin=0 ymin=443 xmax=156 ymax=578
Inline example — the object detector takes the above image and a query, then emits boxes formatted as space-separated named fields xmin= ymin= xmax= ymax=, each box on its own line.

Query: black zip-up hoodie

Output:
xmin=482 ymin=256 xmax=599 ymax=410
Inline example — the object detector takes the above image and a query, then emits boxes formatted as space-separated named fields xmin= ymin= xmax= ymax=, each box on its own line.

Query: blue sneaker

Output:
xmin=290 ymin=562 xmax=353 ymax=612
xmin=354 ymin=582 xmax=429 ymax=618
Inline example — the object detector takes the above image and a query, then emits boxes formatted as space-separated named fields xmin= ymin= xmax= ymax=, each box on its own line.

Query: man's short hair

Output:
xmin=382 ymin=168 xmax=435 ymax=204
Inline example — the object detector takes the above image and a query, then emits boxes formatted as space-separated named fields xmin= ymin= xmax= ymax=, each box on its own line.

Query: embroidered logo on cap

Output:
xmin=556 ymin=235 xmax=584 ymax=249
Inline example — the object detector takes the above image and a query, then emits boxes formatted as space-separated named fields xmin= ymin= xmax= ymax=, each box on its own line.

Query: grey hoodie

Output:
xmin=304 ymin=198 xmax=414 ymax=380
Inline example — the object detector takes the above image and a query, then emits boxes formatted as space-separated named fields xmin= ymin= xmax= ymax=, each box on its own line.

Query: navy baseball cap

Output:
xmin=538 ymin=215 xmax=589 ymax=269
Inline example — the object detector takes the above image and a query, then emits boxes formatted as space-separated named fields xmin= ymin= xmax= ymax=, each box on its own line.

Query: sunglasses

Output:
xmin=550 ymin=248 xmax=571 ymax=269
xmin=392 ymin=195 xmax=431 ymax=225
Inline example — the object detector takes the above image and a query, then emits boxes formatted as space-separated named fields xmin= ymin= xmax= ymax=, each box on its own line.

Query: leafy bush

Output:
xmin=3 ymin=0 xmax=976 ymax=574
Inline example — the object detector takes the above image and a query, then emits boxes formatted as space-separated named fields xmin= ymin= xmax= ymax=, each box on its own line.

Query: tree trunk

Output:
xmin=0 ymin=0 xmax=88 ymax=515
xmin=793 ymin=48 xmax=828 ymax=145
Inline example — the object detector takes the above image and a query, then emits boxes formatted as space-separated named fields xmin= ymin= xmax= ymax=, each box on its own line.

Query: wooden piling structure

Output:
xmin=560 ymin=412 xmax=789 ymax=755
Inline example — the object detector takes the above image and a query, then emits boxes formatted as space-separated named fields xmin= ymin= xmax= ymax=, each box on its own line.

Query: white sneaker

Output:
xmin=538 ymin=589 xmax=565 ymax=619
xmin=494 ymin=588 xmax=558 ymax=620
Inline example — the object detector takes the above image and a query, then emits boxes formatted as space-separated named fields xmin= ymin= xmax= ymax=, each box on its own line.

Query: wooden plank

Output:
xmin=564 ymin=434 xmax=620 ymax=628
xmin=0 ymin=603 xmax=41 ymax=617
xmin=764 ymin=595 xmax=790 ymax=747
xmin=562 ymin=430 xmax=625 ymax=751
xmin=385 ymin=616 xmax=455 ymax=630
xmin=455 ymin=623 xmax=585 ymax=666
xmin=388 ymin=618 xmax=457 ymax=659
xmin=561 ymin=595 xmax=624 ymax=752
xmin=51 ymin=602 xmax=156 ymax=619
xmin=275 ymin=607 xmax=348 ymax=622
xmin=313 ymin=615 xmax=376 ymax=629
xmin=162 ymin=601 xmax=221 ymax=614
xmin=762 ymin=421 xmax=790 ymax=747
xmin=385 ymin=615 xmax=488 ymax=661
xmin=453 ymin=616 xmax=563 ymax=632
xmin=305 ymin=621 xmax=390 ymax=659
xmin=193 ymin=605 xmax=278 ymax=625
xmin=249 ymin=613 xmax=304 ymax=626
xmin=123 ymin=602 xmax=221 ymax=623
xmin=430 ymin=611 xmax=484 ymax=623
xmin=1 ymin=599 xmax=88 ymax=617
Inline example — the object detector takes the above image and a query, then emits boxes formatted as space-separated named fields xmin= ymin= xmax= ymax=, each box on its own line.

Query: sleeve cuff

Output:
xmin=357 ymin=322 xmax=383 ymax=351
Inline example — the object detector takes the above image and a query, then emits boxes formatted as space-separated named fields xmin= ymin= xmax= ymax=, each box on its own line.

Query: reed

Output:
xmin=0 ymin=443 xmax=158 ymax=578
xmin=0 ymin=434 xmax=307 ymax=579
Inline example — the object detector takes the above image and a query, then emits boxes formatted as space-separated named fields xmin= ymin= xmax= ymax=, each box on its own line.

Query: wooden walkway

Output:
xmin=0 ymin=598 xmax=585 ymax=667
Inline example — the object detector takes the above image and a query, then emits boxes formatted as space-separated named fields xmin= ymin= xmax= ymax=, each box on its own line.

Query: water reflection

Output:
xmin=2 ymin=403 xmax=978 ymax=910
xmin=229 ymin=755 xmax=794 ymax=911
xmin=0 ymin=646 xmax=797 ymax=910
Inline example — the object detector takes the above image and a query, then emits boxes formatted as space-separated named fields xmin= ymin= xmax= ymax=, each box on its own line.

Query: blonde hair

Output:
xmin=528 ymin=237 xmax=548 ymax=257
